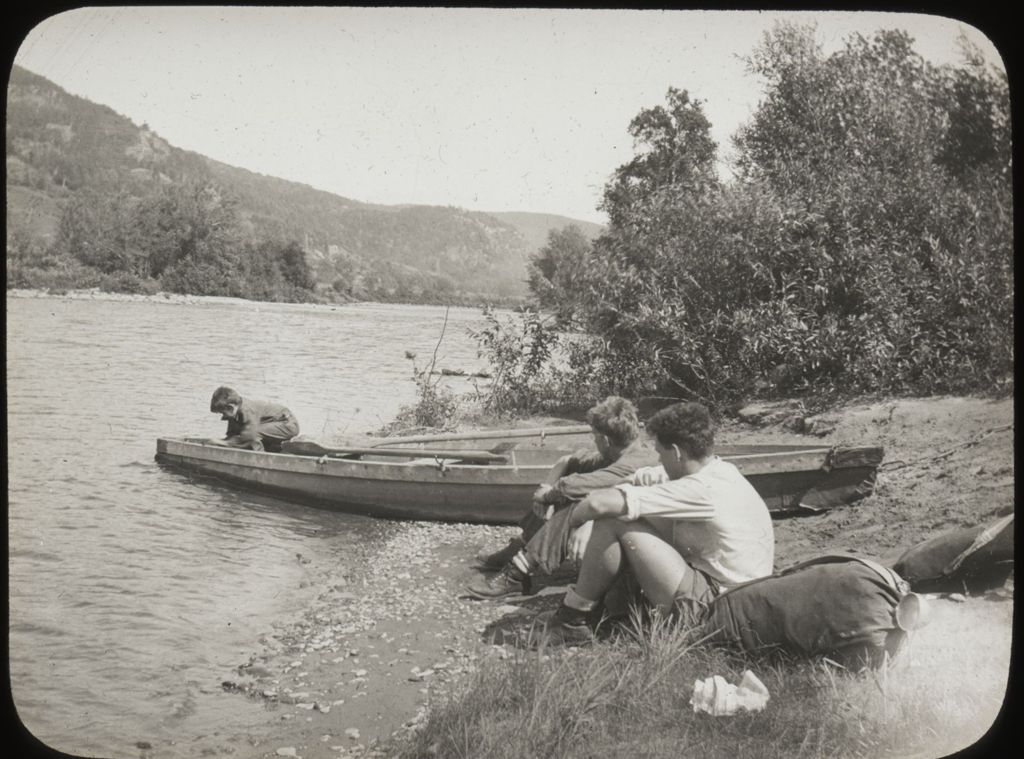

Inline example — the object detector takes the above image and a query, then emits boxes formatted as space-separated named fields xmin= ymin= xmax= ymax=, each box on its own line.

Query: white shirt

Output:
xmin=615 ymin=457 xmax=775 ymax=589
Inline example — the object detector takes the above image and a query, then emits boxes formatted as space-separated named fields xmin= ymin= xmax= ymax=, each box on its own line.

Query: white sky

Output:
xmin=12 ymin=7 xmax=1004 ymax=224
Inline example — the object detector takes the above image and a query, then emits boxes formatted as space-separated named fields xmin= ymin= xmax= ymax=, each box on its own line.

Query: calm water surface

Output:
xmin=6 ymin=294 xmax=492 ymax=758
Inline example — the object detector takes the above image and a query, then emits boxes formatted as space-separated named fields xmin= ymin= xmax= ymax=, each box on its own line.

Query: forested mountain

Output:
xmin=6 ymin=65 xmax=602 ymax=303
xmin=488 ymin=211 xmax=603 ymax=254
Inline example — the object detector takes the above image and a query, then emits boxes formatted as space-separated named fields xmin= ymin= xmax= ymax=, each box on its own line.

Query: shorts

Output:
xmin=672 ymin=564 xmax=720 ymax=626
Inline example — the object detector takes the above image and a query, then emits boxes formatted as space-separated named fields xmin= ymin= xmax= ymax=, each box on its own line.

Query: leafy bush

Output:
xmin=159 ymin=256 xmax=236 ymax=296
xmin=385 ymin=309 xmax=463 ymax=434
xmin=392 ymin=374 xmax=460 ymax=431
xmin=97 ymin=270 xmax=161 ymax=295
xmin=385 ymin=382 xmax=460 ymax=435
xmin=6 ymin=256 xmax=104 ymax=291
xmin=521 ymin=24 xmax=1012 ymax=409
xmin=528 ymin=225 xmax=597 ymax=322
xmin=470 ymin=306 xmax=564 ymax=415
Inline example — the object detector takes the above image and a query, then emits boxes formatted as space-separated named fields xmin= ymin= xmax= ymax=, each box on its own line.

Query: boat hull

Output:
xmin=156 ymin=438 xmax=552 ymax=523
xmin=155 ymin=438 xmax=882 ymax=524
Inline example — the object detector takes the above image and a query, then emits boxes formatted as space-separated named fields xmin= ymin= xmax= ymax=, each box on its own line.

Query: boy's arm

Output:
xmin=532 ymin=453 xmax=576 ymax=510
xmin=567 ymin=488 xmax=629 ymax=527
xmin=570 ymin=473 xmax=716 ymax=526
xmin=225 ymin=407 xmax=261 ymax=447
xmin=541 ymin=451 xmax=640 ymax=505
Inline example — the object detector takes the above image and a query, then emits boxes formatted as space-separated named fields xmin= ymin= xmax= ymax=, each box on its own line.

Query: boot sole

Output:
xmin=463 ymin=585 xmax=530 ymax=600
xmin=520 ymin=625 xmax=594 ymax=648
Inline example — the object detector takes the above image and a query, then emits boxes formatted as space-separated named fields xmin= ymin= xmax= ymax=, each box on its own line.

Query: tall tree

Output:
xmin=277 ymin=241 xmax=315 ymax=290
xmin=539 ymin=88 xmax=727 ymax=400
xmin=55 ymin=188 xmax=144 ymax=275
xmin=527 ymin=225 xmax=592 ymax=320
xmin=600 ymin=87 xmax=719 ymax=232
xmin=139 ymin=181 xmax=245 ymax=294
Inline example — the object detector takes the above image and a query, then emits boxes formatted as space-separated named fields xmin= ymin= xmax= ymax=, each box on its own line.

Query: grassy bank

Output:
xmin=392 ymin=593 xmax=1010 ymax=759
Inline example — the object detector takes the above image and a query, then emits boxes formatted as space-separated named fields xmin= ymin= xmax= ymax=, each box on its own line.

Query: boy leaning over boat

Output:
xmin=466 ymin=396 xmax=653 ymax=599
xmin=533 ymin=401 xmax=775 ymax=646
xmin=207 ymin=386 xmax=300 ymax=452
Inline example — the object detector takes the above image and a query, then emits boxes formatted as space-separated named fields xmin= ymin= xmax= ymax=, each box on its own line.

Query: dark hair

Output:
xmin=645 ymin=402 xmax=715 ymax=459
xmin=210 ymin=386 xmax=243 ymax=413
xmin=586 ymin=396 xmax=641 ymax=448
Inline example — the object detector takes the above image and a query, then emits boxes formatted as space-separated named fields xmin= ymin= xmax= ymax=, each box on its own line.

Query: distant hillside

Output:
xmin=489 ymin=212 xmax=604 ymax=253
xmin=6 ymin=65 xmax=601 ymax=303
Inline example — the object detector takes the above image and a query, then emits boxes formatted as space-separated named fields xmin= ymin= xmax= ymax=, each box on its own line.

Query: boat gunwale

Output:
xmin=155 ymin=438 xmax=555 ymax=485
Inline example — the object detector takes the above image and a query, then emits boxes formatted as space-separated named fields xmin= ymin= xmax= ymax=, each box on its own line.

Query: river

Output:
xmin=6 ymin=293 xmax=495 ymax=759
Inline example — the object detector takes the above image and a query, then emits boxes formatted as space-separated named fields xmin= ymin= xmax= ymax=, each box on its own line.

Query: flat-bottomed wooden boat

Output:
xmin=155 ymin=425 xmax=883 ymax=524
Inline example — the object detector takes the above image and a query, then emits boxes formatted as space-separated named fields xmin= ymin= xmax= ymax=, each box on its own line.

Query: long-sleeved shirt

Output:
xmin=541 ymin=440 xmax=656 ymax=506
xmin=614 ymin=457 xmax=775 ymax=588
xmin=225 ymin=399 xmax=297 ymax=445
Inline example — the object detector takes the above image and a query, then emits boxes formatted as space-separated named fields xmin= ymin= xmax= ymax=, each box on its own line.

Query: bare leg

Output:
xmin=571 ymin=518 xmax=625 ymax=603
xmin=574 ymin=519 xmax=693 ymax=613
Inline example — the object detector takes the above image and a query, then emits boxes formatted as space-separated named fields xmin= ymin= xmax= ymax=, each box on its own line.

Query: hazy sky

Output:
xmin=12 ymin=7 xmax=1003 ymax=224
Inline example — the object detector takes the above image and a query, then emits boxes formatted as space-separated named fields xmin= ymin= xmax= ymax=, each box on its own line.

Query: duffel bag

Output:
xmin=892 ymin=513 xmax=1013 ymax=594
xmin=701 ymin=555 xmax=925 ymax=670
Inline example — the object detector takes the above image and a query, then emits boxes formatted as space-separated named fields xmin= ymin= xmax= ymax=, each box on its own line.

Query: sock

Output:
xmin=502 ymin=562 xmax=533 ymax=594
xmin=511 ymin=550 xmax=537 ymax=575
xmin=505 ymin=563 xmax=528 ymax=581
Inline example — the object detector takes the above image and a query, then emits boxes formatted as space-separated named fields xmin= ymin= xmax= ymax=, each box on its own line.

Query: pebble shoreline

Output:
xmin=221 ymin=519 xmax=563 ymax=759
xmin=6 ymin=287 xmax=337 ymax=308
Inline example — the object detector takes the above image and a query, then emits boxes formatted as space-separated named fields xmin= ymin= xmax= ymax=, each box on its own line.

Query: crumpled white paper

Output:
xmin=690 ymin=670 xmax=769 ymax=716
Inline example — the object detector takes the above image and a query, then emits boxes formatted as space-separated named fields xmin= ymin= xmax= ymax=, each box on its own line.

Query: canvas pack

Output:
xmin=702 ymin=555 xmax=925 ymax=670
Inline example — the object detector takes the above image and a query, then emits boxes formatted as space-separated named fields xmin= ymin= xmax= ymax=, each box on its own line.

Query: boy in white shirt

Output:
xmin=536 ymin=402 xmax=775 ymax=646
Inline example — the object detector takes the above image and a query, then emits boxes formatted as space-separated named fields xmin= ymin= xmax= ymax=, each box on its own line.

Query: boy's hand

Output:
xmin=567 ymin=521 xmax=593 ymax=563
xmin=531 ymin=484 xmax=554 ymax=516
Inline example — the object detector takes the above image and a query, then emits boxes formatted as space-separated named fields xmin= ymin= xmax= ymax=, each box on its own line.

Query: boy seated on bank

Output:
xmin=533 ymin=401 xmax=775 ymax=646
xmin=207 ymin=386 xmax=300 ymax=453
xmin=467 ymin=396 xmax=652 ymax=599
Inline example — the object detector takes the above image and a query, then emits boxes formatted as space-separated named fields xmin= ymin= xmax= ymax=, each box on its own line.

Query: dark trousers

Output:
xmin=518 ymin=504 xmax=576 ymax=574
xmin=258 ymin=414 xmax=300 ymax=452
